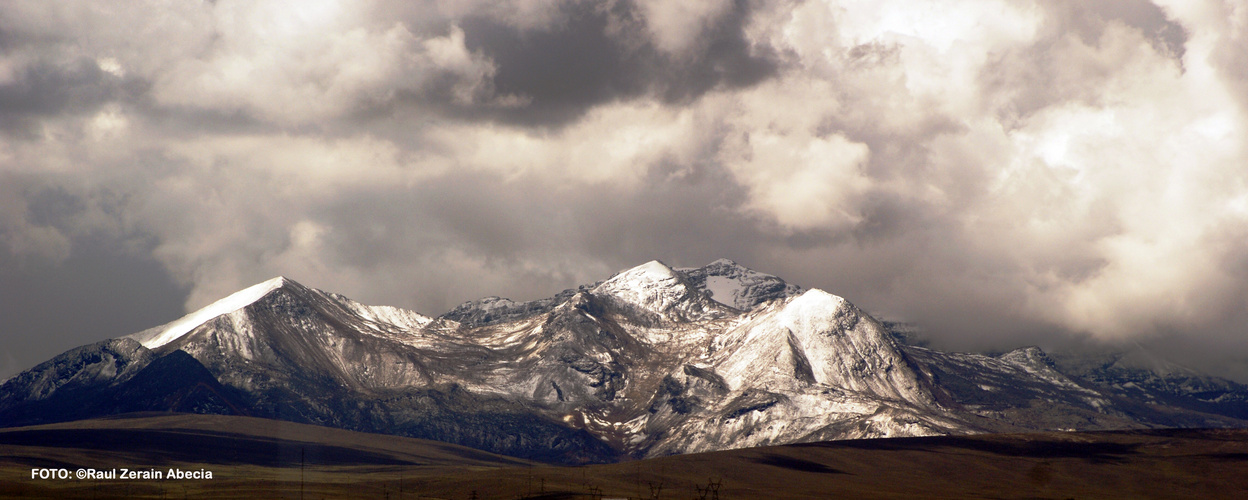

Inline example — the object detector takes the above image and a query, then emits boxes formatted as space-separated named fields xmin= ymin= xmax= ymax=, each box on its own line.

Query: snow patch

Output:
xmin=704 ymin=276 xmax=745 ymax=308
xmin=599 ymin=260 xmax=679 ymax=289
xmin=346 ymin=302 xmax=432 ymax=332
xmin=789 ymin=288 xmax=846 ymax=311
xmin=592 ymin=260 xmax=688 ymax=312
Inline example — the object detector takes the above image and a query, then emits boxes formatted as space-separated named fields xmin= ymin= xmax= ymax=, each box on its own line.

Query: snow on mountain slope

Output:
xmin=1049 ymin=347 xmax=1248 ymax=423
xmin=589 ymin=260 xmax=729 ymax=323
xmin=128 ymin=277 xmax=288 ymax=349
xmin=708 ymin=289 xmax=931 ymax=405
xmin=999 ymin=346 xmax=1098 ymax=394
xmin=898 ymin=344 xmax=1131 ymax=434
xmin=327 ymin=292 xmax=434 ymax=332
xmin=440 ymin=279 xmax=608 ymax=328
xmin=617 ymin=287 xmax=959 ymax=456
xmin=440 ymin=259 xmax=790 ymax=329
xmin=156 ymin=279 xmax=448 ymax=394
xmin=0 ymin=338 xmax=153 ymax=407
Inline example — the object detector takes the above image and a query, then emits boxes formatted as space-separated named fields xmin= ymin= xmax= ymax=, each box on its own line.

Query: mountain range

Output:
xmin=2 ymin=259 xmax=1246 ymax=463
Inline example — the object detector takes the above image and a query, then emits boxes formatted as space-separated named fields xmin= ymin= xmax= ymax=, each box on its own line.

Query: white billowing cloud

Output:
xmin=1021 ymin=111 xmax=1244 ymax=339
xmin=835 ymin=0 xmax=1041 ymax=53
xmin=0 ymin=0 xmax=216 ymax=80
xmin=980 ymin=18 xmax=1246 ymax=340
xmin=422 ymin=99 xmax=703 ymax=185
xmin=161 ymin=134 xmax=417 ymax=196
xmin=94 ymin=57 xmax=124 ymax=78
xmin=755 ymin=0 xmax=1041 ymax=114
xmin=136 ymin=133 xmax=424 ymax=308
xmin=86 ymin=104 xmax=128 ymax=142
xmin=421 ymin=26 xmax=504 ymax=105
xmin=152 ymin=1 xmax=499 ymax=124
xmin=635 ymin=0 xmax=735 ymax=55
xmin=710 ymin=77 xmax=872 ymax=230
xmin=730 ymin=0 xmax=1248 ymax=352
xmin=119 ymin=126 xmax=600 ymax=313
xmin=735 ymin=132 xmax=870 ymax=230
xmin=0 ymin=0 xmax=509 ymax=126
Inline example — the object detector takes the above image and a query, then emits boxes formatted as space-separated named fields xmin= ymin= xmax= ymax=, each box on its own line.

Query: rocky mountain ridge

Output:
xmin=2 ymin=259 xmax=1246 ymax=463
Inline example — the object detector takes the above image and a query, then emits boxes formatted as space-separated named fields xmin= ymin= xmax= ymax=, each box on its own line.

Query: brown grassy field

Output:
xmin=2 ymin=413 xmax=1246 ymax=499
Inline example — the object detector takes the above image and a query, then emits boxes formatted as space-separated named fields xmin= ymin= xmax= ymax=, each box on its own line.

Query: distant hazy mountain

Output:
xmin=3 ymin=259 xmax=1245 ymax=463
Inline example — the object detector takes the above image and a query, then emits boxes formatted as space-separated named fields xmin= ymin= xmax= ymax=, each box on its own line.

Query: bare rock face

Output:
xmin=4 ymin=259 xmax=1247 ymax=463
xmin=678 ymin=258 xmax=803 ymax=311
xmin=0 ymin=338 xmax=154 ymax=409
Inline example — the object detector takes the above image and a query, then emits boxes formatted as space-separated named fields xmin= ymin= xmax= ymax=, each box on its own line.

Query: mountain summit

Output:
xmin=3 ymin=260 xmax=1247 ymax=463
xmin=129 ymin=276 xmax=290 ymax=350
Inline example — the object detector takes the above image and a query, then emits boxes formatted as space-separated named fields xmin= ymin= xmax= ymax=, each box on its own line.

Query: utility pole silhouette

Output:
xmin=648 ymin=480 xmax=664 ymax=499
xmin=636 ymin=460 xmax=641 ymax=500
xmin=694 ymin=478 xmax=722 ymax=500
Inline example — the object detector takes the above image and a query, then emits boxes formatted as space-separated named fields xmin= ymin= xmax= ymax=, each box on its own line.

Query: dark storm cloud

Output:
xmin=0 ymin=226 xmax=187 ymax=380
xmin=0 ymin=58 xmax=107 ymax=114
xmin=305 ymin=157 xmax=767 ymax=313
xmin=0 ymin=57 xmax=137 ymax=137
xmin=569 ymin=160 xmax=764 ymax=268
xmin=451 ymin=0 xmax=777 ymax=126
xmin=24 ymin=185 xmax=88 ymax=227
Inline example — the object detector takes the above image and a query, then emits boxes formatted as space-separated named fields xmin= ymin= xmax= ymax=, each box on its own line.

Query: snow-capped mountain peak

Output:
xmin=587 ymin=260 xmax=740 ymax=324
xmin=777 ymin=288 xmax=847 ymax=319
xmin=127 ymin=276 xmax=289 ymax=349
xmin=594 ymin=260 xmax=681 ymax=293
xmin=716 ymin=288 xmax=933 ymax=406
xmin=591 ymin=260 xmax=692 ymax=311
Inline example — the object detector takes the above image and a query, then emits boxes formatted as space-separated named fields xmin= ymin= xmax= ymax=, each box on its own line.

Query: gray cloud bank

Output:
xmin=2 ymin=0 xmax=1246 ymax=380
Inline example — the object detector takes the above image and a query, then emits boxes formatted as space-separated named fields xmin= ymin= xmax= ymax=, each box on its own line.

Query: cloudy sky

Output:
xmin=1 ymin=0 xmax=1246 ymax=380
